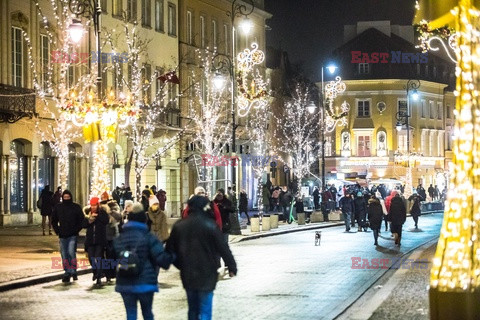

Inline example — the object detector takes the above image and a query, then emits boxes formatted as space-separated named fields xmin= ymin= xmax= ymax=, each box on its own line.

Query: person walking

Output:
xmin=375 ymin=191 xmax=389 ymax=232
xmin=388 ymin=194 xmax=407 ymax=246
xmin=238 ymin=190 xmax=250 ymax=225
xmin=353 ymin=192 xmax=368 ymax=232
xmin=416 ymin=184 xmax=427 ymax=202
xmin=408 ymin=192 xmax=423 ymax=229
xmin=428 ymin=184 xmax=435 ymax=201
xmin=51 ymin=190 xmax=85 ymax=283
xmin=312 ymin=187 xmax=320 ymax=210
xmin=183 ymin=186 xmax=223 ymax=229
xmin=147 ymin=195 xmax=169 ymax=242
xmin=367 ymin=195 xmax=383 ymax=246
xmin=166 ymin=195 xmax=237 ymax=320
xmin=53 ymin=186 xmax=62 ymax=206
xmin=83 ymin=197 xmax=109 ymax=286
xmin=213 ymin=189 xmax=233 ymax=243
xmin=156 ymin=189 xmax=167 ymax=211
xmin=339 ymin=193 xmax=354 ymax=232
xmin=280 ymin=188 xmax=293 ymax=223
xmin=38 ymin=185 xmax=55 ymax=235
xmin=114 ymin=203 xmax=175 ymax=320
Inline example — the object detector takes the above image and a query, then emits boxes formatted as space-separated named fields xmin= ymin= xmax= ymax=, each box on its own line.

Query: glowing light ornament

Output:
xmin=415 ymin=0 xmax=480 ymax=318
xmin=323 ymin=77 xmax=349 ymax=133
xmin=236 ymin=43 xmax=269 ymax=117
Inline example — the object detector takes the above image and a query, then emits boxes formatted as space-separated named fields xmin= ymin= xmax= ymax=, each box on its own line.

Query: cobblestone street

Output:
xmin=0 ymin=213 xmax=443 ymax=320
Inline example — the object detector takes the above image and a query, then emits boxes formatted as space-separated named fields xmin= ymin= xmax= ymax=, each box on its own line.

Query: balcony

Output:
xmin=0 ymin=84 xmax=36 ymax=123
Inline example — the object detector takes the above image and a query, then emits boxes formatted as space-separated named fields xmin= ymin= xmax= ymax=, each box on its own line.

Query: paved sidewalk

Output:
xmin=0 ymin=217 xmax=342 ymax=289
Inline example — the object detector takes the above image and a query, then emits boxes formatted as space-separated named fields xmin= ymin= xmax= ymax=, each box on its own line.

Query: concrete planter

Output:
xmin=297 ymin=213 xmax=305 ymax=225
xmin=270 ymin=214 xmax=279 ymax=229
xmin=262 ymin=215 xmax=271 ymax=231
xmin=250 ymin=216 xmax=260 ymax=232
xmin=310 ymin=212 xmax=324 ymax=223
xmin=329 ymin=212 xmax=342 ymax=221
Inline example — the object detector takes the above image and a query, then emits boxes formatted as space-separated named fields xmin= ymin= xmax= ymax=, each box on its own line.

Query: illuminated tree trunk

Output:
xmin=90 ymin=140 xmax=111 ymax=197
xmin=429 ymin=1 xmax=480 ymax=318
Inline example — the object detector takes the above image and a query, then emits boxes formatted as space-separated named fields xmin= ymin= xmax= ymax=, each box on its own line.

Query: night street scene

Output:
xmin=0 ymin=0 xmax=479 ymax=319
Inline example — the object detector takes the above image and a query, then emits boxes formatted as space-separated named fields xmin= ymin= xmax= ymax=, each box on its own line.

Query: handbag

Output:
xmin=36 ymin=197 xmax=43 ymax=209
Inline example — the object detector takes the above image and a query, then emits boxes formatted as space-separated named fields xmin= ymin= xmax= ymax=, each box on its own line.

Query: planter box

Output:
xmin=262 ymin=215 xmax=271 ymax=231
xmin=329 ymin=211 xmax=343 ymax=221
xmin=297 ymin=213 xmax=306 ymax=225
xmin=250 ymin=217 xmax=260 ymax=232
xmin=310 ymin=212 xmax=324 ymax=223
xmin=270 ymin=214 xmax=279 ymax=229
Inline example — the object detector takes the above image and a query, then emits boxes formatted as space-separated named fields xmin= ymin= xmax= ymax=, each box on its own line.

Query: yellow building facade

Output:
xmin=322 ymin=79 xmax=454 ymax=192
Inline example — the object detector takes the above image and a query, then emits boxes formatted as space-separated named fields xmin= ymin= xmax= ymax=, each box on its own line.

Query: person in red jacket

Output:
xmin=384 ymin=190 xmax=399 ymax=213
xmin=182 ymin=186 xmax=222 ymax=229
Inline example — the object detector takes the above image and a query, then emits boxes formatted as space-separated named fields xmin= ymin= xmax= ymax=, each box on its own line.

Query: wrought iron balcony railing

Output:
xmin=0 ymin=83 xmax=36 ymax=123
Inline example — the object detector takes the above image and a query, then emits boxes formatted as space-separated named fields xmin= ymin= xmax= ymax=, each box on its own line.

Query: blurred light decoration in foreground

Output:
xmin=414 ymin=0 xmax=480 ymax=319
xmin=63 ymin=90 xmax=139 ymax=196
xmin=323 ymin=76 xmax=349 ymax=132
xmin=236 ymin=43 xmax=269 ymax=117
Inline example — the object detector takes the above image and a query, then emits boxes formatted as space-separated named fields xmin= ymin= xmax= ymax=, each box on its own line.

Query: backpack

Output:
xmin=36 ymin=197 xmax=43 ymax=210
xmin=117 ymin=241 xmax=143 ymax=278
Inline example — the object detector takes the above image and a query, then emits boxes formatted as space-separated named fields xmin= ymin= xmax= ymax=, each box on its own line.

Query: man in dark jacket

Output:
xmin=312 ymin=187 xmax=320 ymax=210
xmin=39 ymin=185 xmax=55 ymax=235
xmin=51 ymin=190 xmax=85 ymax=283
xmin=114 ymin=203 xmax=174 ymax=320
xmin=213 ymin=189 xmax=233 ymax=242
xmin=167 ymin=195 xmax=237 ymax=320
xmin=389 ymin=194 xmax=407 ymax=246
xmin=83 ymin=197 xmax=109 ymax=286
xmin=339 ymin=193 xmax=354 ymax=232
xmin=280 ymin=189 xmax=293 ymax=223
xmin=353 ymin=192 xmax=368 ymax=232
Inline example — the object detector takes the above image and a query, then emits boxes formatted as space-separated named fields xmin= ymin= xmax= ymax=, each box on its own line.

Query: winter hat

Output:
xmin=90 ymin=197 xmax=100 ymax=206
xmin=101 ymin=191 xmax=110 ymax=202
xmin=194 ymin=186 xmax=206 ymax=195
xmin=356 ymin=191 xmax=363 ymax=197
xmin=124 ymin=200 xmax=134 ymax=210
xmin=149 ymin=195 xmax=159 ymax=207
xmin=128 ymin=203 xmax=147 ymax=223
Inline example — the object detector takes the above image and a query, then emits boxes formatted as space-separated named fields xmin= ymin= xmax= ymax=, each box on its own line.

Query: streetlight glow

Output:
xmin=213 ymin=73 xmax=226 ymax=91
xmin=327 ymin=65 xmax=337 ymax=74
xmin=411 ymin=89 xmax=419 ymax=101
xmin=307 ymin=101 xmax=316 ymax=114
xmin=68 ymin=19 xmax=84 ymax=43
xmin=239 ymin=18 xmax=253 ymax=34
xmin=396 ymin=122 xmax=403 ymax=131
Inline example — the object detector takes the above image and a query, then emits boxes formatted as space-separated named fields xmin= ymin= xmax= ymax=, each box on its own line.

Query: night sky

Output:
xmin=264 ymin=0 xmax=417 ymax=81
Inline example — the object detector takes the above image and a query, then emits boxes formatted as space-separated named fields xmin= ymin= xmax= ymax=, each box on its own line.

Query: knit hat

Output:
xmin=187 ymin=195 xmax=210 ymax=214
xmin=128 ymin=203 xmax=147 ymax=223
xmin=194 ymin=186 xmax=206 ymax=195
xmin=90 ymin=197 xmax=100 ymax=206
xmin=357 ymin=191 xmax=363 ymax=197
xmin=149 ymin=195 xmax=159 ymax=207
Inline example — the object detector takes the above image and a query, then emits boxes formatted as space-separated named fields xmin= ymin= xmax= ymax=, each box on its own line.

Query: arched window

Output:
xmin=38 ymin=142 xmax=54 ymax=190
xmin=10 ymin=140 xmax=27 ymax=212
xmin=377 ymin=131 xmax=387 ymax=156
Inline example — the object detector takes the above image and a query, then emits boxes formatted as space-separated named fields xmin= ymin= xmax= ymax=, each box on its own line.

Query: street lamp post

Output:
xmin=396 ymin=79 xmax=420 ymax=198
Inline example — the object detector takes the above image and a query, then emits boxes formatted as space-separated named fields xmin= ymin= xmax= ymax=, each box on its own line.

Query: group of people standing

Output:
xmin=339 ymin=188 xmax=423 ymax=247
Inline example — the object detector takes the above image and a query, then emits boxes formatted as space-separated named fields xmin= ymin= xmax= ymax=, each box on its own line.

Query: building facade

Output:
xmin=321 ymin=21 xmax=455 ymax=193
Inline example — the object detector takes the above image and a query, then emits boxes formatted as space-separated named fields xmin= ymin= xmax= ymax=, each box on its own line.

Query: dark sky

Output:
xmin=264 ymin=0 xmax=417 ymax=81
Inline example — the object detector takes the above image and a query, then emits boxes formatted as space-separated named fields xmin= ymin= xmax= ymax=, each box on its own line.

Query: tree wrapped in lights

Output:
xmin=415 ymin=0 xmax=480 ymax=318
xmin=27 ymin=0 xmax=96 ymax=189
xmin=103 ymin=21 xmax=185 ymax=200
xmin=188 ymin=49 xmax=232 ymax=196
xmin=273 ymin=83 xmax=320 ymax=193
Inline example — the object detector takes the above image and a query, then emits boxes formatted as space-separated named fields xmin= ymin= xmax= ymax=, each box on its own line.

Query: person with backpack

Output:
xmin=114 ymin=203 xmax=175 ymax=320
xmin=166 ymin=195 xmax=237 ymax=320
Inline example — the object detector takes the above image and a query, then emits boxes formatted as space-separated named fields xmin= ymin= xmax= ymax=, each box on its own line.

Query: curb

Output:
xmin=233 ymin=221 xmax=345 ymax=242
xmin=0 ymin=268 xmax=92 ymax=293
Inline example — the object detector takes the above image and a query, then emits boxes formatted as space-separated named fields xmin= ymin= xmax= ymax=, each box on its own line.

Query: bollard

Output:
xmin=250 ymin=216 xmax=260 ymax=232
xmin=270 ymin=214 xmax=279 ymax=229
xmin=315 ymin=231 xmax=321 ymax=246
xmin=262 ymin=215 xmax=271 ymax=231
xmin=297 ymin=212 xmax=305 ymax=225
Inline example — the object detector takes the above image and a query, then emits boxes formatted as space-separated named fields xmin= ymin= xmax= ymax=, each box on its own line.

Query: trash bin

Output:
xmin=250 ymin=215 xmax=260 ymax=232
xmin=270 ymin=214 xmax=279 ymax=229
xmin=262 ymin=214 xmax=271 ymax=231
xmin=297 ymin=212 xmax=305 ymax=225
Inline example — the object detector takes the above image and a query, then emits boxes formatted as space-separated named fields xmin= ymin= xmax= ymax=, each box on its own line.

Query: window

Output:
xmin=425 ymin=65 xmax=429 ymax=77
xmin=224 ymin=24 xmax=229 ymax=54
xmin=429 ymin=100 xmax=435 ymax=119
xmin=155 ymin=0 xmax=164 ymax=32
xmin=127 ymin=0 xmax=137 ymax=22
xmin=186 ymin=11 xmax=193 ymax=44
xmin=421 ymin=100 xmax=427 ymax=118
xmin=357 ymin=135 xmax=371 ymax=157
xmin=168 ymin=84 xmax=177 ymax=108
xmin=357 ymin=100 xmax=370 ymax=117
xmin=211 ymin=20 xmax=217 ymax=48
xmin=38 ymin=142 xmax=54 ymax=192
xmin=10 ymin=140 xmax=27 ymax=213
xmin=416 ymin=64 xmax=421 ymax=76
xmin=12 ymin=27 xmax=24 ymax=87
xmin=398 ymin=99 xmax=407 ymax=115
xmin=168 ymin=2 xmax=176 ymax=36
xmin=113 ymin=0 xmax=123 ymax=16
xmin=429 ymin=131 xmax=435 ymax=156
xmin=358 ymin=63 xmax=369 ymax=74
xmin=40 ymin=34 xmax=49 ymax=92
xmin=200 ymin=16 xmax=205 ymax=48
xmin=437 ymin=102 xmax=442 ymax=119
xmin=446 ymin=105 xmax=451 ymax=119
xmin=324 ymin=136 xmax=332 ymax=157
xmin=142 ymin=0 xmax=151 ymax=27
